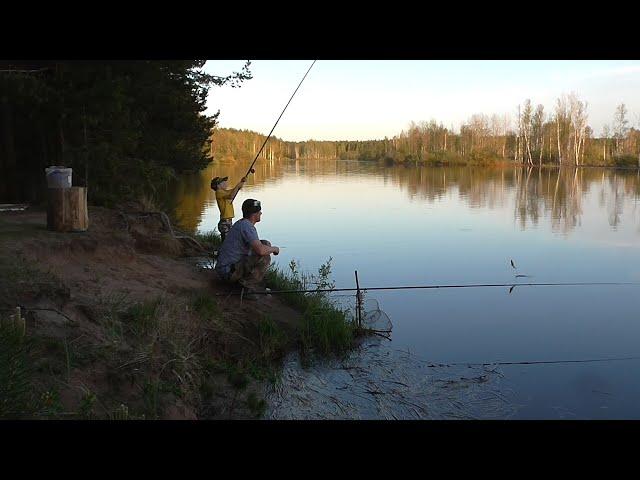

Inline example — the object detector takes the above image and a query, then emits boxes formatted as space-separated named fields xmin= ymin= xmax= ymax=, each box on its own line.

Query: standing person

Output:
xmin=214 ymin=198 xmax=279 ymax=293
xmin=211 ymin=175 xmax=246 ymax=242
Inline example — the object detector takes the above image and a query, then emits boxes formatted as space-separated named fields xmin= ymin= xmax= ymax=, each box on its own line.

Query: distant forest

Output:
xmin=212 ymin=95 xmax=640 ymax=169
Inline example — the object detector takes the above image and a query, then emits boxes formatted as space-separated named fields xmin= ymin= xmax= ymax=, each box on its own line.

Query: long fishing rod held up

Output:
xmin=232 ymin=60 xmax=317 ymax=201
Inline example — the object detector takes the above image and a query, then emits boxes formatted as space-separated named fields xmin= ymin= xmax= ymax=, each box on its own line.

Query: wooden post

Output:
xmin=47 ymin=187 xmax=89 ymax=232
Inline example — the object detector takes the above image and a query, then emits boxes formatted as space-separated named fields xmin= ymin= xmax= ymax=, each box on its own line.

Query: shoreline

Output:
xmin=0 ymin=206 xmax=316 ymax=419
xmin=211 ymin=155 xmax=640 ymax=171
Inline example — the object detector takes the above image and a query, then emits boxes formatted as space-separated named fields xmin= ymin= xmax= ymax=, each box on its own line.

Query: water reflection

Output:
xmin=169 ymin=160 xmax=640 ymax=237
xmin=169 ymin=159 xmax=640 ymax=418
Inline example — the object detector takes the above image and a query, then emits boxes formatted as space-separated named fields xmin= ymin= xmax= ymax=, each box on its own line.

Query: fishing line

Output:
xmin=232 ymin=60 xmax=317 ymax=200
xmin=426 ymin=356 xmax=640 ymax=368
xmin=214 ymin=281 xmax=640 ymax=296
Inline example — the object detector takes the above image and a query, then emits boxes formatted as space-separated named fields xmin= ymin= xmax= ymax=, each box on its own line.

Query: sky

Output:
xmin=203 ymin=60 xmax=640 ymax=142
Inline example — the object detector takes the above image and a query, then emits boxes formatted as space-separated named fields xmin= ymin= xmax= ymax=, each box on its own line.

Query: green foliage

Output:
xmin=193 ymin=231 xmax=222 ymax=249
xmin=95 ymin=292 xmax=131 ymax=350
xmin=265 ymin=258 xmax=355 ymax=359
xmin=613 ymin=154 xmax=639 ymax=168
xmin=0 ymin=320 xmax=36 ymax=418
xmin=124 ymin=299 xmax=162 ymax=336
xmin=78 ymin=388 xmax=98 ymax=419
xmin=425 ymin=150 xmax=466 ymax=165
xmin=109 ymin=403 xmax=130 ymax=421
xmin=192 ymin=293 xmax=219 ymax=321
xmin=1 ymin=61 xmax=252 ymax=205
xmin=0 ymin=255 xmax=67 ymax=307
xmin=257 ymin=316 xmax=288 ymax=360
xmin=468 ymin=148 xmax=502 ymax=165
xmin=142 ymin=380 xmax=161 ymax=419
xmin=210 ymin=122 xmax=640 ymax=169
xmin=299 ymin=305 xmax=353 ymax=358
xmin=39 ymin=388 xmax=64 ymax=417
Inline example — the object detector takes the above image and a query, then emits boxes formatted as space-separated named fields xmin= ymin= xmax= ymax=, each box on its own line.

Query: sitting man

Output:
xmin=214 ymin=198 xmax=280 ymax=292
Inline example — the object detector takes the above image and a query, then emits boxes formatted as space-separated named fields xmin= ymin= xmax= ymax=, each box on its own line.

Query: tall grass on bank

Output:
xmin=264 ymin=258 xmax=356 ymax=359
xmin=93 ymin=293 xmax=275 ymax=419
xmin=0 ymin=317 xmax=36 ymax=418
xmin=193 ymin=231 xmax=222 ymax=250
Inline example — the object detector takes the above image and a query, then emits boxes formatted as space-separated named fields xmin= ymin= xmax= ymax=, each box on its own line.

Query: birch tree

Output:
xmin=516 ymin=105 xmax=522 ymax=163
xmin=602 ymin=124 xmax=611 ymax=162
xmin=554 ymin=95 xmax=570 ymax=164
xmin=501 ymin=114 xmax=510 ymax=159
xmin=521 ymin=99 xmax=534 ymax=165
xmin=613 ymin=103 xmax=629 ymax=154
xmin=532 ymin=104 xmax=545 ymax=165
xmin=568 ymin=93 xmax=588 ymax=165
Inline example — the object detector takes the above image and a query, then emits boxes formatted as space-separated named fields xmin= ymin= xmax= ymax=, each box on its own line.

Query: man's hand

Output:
xmin=250 ymin=168 xmax=255 ymax=174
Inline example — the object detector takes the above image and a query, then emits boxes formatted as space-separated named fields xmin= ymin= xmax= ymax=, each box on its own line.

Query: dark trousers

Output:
xmin=218 ymin=218 xmax=232 ymax=242
xmin=226 ymin=240 xmax=272 ymax=288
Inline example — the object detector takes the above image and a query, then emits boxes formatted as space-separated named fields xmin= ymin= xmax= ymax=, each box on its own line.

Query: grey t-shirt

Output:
xmin=215 ymin=218 xmax=259 ymax=273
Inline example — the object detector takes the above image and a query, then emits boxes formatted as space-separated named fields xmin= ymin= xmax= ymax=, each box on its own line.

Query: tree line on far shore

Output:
xmin=212 ymin=95 xmax=640 ymax=169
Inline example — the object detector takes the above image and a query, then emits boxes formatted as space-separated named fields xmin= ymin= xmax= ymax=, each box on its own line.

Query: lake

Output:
xmin=171 ymin=159 xmax=640 ymax=419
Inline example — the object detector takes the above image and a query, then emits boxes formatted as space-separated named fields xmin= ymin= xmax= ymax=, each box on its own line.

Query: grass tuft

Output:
xmin=265 ymin=258 xmax=356 ymax=360
xmin=0 ymin=320 xmax=36 ymax=419
xmin=192 ymin=293 xmax=219 ymax=321
xmin=193 ymin=231 xmax=222 ymax=250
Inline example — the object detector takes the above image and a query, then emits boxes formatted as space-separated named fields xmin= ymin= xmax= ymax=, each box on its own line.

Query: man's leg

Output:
xmin=232 ymin=240 xmax=272 ymax=288
xmin=250 ymin=240 xmax=272 ymax=284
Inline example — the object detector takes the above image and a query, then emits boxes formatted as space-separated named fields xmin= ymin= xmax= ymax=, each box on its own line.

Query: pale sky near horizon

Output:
xmin=203 ymin=60 xmax=640 ymax=142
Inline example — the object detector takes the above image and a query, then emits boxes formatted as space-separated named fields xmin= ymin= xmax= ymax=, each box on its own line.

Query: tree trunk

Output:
xmin=1 ymin=96 xmax=17 ymax=200
xmin=83 ymin=106 xmax=89 ymax=188
xmin=556 ymin=120 xmax=562 ymax=164
xmin=47 ymin=187 xmax=89 ymax=232
xmin=524 ymin=128 xmax=533 ymax=165
xmin=539 ymin=135 xmax=544 ymax=166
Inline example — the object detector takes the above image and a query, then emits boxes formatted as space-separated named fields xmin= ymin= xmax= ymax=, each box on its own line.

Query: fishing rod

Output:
xmin=232 ymin=60 xmax=317 ymax=201
xmin=215 ymin=281 xmax=640 ymax=296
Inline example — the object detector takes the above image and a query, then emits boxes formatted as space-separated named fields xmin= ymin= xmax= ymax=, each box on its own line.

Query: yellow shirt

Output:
xmin=215 ymin=188 xmax=235 ymax=220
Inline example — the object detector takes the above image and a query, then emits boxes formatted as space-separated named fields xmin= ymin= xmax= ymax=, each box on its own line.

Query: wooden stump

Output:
xmin=47 ymin=187 xmax=89 ymax=232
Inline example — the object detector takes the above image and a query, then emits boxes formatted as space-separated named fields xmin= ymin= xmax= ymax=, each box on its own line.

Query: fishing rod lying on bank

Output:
xmin=214 ymin=281 xmax=640 ymax=296
xmin=231 ymin=60 xmax=317 ymax=201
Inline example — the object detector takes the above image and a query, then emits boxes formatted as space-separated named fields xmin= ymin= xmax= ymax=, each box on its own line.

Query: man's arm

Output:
xmin=250 ymin=239 xmax=279 ymax=257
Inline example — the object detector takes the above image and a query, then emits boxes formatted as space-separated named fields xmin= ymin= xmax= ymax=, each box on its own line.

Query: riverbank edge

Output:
xmin=0 ymin=206 xmax=354 ymax=420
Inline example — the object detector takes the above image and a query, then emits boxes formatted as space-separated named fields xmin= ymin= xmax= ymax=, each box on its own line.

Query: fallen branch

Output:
xmin=119 ymin=210 xmax=212 ymax=255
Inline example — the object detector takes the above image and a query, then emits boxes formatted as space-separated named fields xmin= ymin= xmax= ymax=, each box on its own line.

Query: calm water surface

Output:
xmin=171 ymin=159 xmax=640 ymax=419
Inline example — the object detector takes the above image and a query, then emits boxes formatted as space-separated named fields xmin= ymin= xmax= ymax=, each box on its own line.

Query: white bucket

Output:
xmin=45 ymin=166 xmax=73 ymax=188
